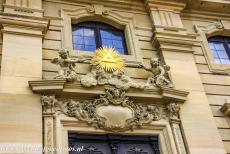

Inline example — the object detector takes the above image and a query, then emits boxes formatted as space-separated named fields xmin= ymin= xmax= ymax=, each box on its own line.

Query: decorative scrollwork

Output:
xmin=42 ymin=87 xmax=161 ymax=132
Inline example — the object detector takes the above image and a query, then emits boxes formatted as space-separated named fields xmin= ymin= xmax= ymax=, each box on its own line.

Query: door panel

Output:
xmin=68 ymin=133 xmax=160 ymax=154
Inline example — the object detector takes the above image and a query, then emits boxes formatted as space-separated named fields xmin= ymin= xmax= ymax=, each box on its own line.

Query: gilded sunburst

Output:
xmin=92 ymin=46 xmax=124 ymax=72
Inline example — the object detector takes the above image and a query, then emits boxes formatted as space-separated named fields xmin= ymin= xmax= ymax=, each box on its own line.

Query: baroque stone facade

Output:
xmin=0 ymin=0 xmax=230 ymax=154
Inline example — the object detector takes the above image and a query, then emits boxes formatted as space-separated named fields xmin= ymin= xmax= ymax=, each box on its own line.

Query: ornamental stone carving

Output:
xmin=167 ymin=103 xmax=180 ymax=120
xmin=41 ymin=95 xmax=58 ymax=114
xmin=41 ymin=86 xmax=161 ymax=132
xmin=81 ymin=68 xmax=145 ymax=90
xmin=50 ymin=48 xmax=173 ymax=90
xmin=51 ymin=48 xmax=145 ymax=90
xmin=140 ymin=58 xmax=173 ymax=89
xmin=51 ymin=49 xmax=89 ymax=82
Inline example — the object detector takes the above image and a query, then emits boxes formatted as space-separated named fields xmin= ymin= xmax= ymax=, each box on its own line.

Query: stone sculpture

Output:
xmin=41 ymin=95 xmax=58 ymax=114
xmin=51 ymin=49 xmax=88 ymax=82
xmin=167 ymin=103 xmax=180 ymax=120
xmin=140 ymin=58 xmax=173 ymax=88
xmin=50 ymin=49 xmax=173 ymax=90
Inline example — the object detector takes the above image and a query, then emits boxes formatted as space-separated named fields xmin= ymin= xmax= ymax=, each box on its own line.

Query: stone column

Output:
xmin=0 ymin=0 xmax=48 ymax=153
xmin=145 ymin=0 xmax=226 ymax=153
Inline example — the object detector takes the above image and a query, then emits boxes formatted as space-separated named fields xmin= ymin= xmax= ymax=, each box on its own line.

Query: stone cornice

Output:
xmin=145 ymin=0 xmax=186 ymax=13
xmin=182 ymin=10 xmax=230 ymax=20
xmin=152 ymin=31 xmax=198 ymax=53
xmin=3 ymin=4 xmax=44 ymax=13
xmin=29 ymin=80 xmax=66 ymax=93
xmin=28 ymin=79 xmax=189 ymax=103
xmin=185 ymin=0 xmax=230 ymax=14
xmin=0 ymin=12 xmax=49 ymax=36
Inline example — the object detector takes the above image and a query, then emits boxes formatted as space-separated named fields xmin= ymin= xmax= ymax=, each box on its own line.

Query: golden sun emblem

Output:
xmin=92 ymin=46 xmax=124 ymax=72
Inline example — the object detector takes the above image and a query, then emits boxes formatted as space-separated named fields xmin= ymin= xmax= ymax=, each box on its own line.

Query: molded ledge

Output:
xmin=28 ymin=80 xmax=189 ymax=103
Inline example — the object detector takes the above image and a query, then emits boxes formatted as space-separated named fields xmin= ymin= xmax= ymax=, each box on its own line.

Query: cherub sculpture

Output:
xmin=51 ymin=49 xmax=87 ymax=82
xmin=140 ymin=58 xmax=172 ymax=88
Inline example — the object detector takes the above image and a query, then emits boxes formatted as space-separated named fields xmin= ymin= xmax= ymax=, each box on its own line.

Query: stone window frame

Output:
xmin=61 ymin=4 xmax=142 ymax=63
xmin=195 ymin=20 xmax=230 ymax=75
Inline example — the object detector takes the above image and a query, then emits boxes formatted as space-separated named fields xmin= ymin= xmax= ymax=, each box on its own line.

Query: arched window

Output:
xmin=208 ymin=36 xmax=230 ymax=64
xmin=72 ymin=21 xmax=128 ymax=55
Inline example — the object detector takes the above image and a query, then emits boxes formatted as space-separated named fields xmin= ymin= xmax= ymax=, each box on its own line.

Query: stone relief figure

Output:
xmin=140 ymin=58 xmax=173 ymax=89
xmin=50 ymin=49 xmax=173 ymax=90
xmin=167 ymin=103 xmax=180 ymax=120
xmin=101 ymin=86 xmax=128 ymax=105
xmin=41 ymin=95 xmax=58 ymax=114
xmin=51 ymin=49 xmax=88 ymax=82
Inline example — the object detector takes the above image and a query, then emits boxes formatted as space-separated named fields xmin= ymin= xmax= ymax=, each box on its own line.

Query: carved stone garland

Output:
xmin=41 ymin=87 xmax=161 ymax=132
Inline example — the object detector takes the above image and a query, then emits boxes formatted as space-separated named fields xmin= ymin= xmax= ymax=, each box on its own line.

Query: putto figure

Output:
xmin=140 ymin=58 xmax=172 ymax=88
xmin=51 ymin=49 xmax=87 ymax=82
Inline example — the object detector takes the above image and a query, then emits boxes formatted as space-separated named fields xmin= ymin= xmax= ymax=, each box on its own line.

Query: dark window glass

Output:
xmin=72 ymin=22 xmax=128 ymax=55
xmin=208 ymin=36 xmax=230 ymax=64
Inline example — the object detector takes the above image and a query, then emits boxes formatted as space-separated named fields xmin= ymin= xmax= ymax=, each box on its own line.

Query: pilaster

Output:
xmin=0 ymin=0 xmax=49 ymax=153
xmin=145 ymin=0 xmax=226 ymax=153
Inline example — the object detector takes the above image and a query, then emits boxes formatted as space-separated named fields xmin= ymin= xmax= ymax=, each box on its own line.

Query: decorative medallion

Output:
xmin=92 ymin=46 xmax=124 ymax=72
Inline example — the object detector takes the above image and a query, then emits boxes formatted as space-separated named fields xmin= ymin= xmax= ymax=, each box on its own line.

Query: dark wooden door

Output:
xmin=69 ymin=133 xmax=160 ymax=154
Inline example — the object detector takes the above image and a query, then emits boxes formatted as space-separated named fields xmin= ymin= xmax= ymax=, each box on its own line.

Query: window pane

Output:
xmin=85 ymin=45 xmax=96 ymax=51
xmin=75 ymin=44 xmax=84 ymax=50
xmin=72 ymin=26 xmax=96 ymax=51
xmin=112 ymin=32 xmax=123 ymax=40
xmin=73 ymin=22 xmax=128 ymax=54
xmin=214 ymin=43 xmax=225 ymax=50
xmin=208 ymin=37 xmax=230 ymax=65
xmin=220 ymin=59 xmax=230 ymax=64
xmin=100 ymin=29 xmax=127 ymax=54
xmin=117 ymin=48 xmax=125 ymax=54
xmin=84 ymin=28 xmax=95 ymax=37
xmin=73 ymin=36 xmax=83 ymax=44
xmin=218 ymin=51 xmax=228 ymax=58
xmin=102 ymin=39 xmax=113 ymax=46
xmin=208 ymin=43 xmax=215 ymax=50
xmin=84 ymin=37 xmax=96 ymax=45
xmin=215 ymin=58 xmax=221 ymax=64
xmin=211 ymin=50 xmax=219 ymax=58
xmin=100 ymin=30 xmax=112 ymax=39
xmin=113 ymin=40 xmax=123 ymax=48
xmin=73 ymin=28 xmax=83 ymax=36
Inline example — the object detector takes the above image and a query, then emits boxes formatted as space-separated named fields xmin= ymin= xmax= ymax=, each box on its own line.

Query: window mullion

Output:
xmin=223 ymin=38 xmax=230 ymax=60
xmin=95 ymin=24 xmax=102 ymax=49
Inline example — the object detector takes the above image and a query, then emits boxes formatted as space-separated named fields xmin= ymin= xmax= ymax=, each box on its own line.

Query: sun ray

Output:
xmin=92 ymin=46 xmax=124 ymax=72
